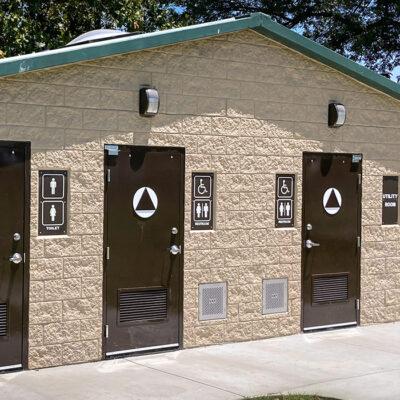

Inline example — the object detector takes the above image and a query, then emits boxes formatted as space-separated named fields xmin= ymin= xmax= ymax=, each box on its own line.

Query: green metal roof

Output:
xmin=1 ymin=12 xmax=399 ymax=101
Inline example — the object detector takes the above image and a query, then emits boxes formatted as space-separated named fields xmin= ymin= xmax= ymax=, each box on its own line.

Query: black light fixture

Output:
xmin=328 ymin=102 xmax=346 ymax=128
xmin=139 ymin=87 xmax=159 ymax=117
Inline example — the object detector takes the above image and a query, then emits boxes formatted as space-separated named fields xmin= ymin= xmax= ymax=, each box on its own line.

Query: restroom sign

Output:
xmin=275 ymin=174 xmax=295 ymax=228
xmin=382 ymin=176 xmax=398 ymax=225
xmin=39 ymin=170 xmax=68 ymax=236
xmin=192 ymin=172 xmax=214 ymax=230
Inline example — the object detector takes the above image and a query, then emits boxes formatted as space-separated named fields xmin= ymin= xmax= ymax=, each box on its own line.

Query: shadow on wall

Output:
xmin=129 ymin=106 xmax=400 ymax=177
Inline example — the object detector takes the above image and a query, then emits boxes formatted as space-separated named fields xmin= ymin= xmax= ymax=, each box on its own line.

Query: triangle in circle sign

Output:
xmin=136 ymin=188 xmax=156 ymax=211
xmin=326 ymin=189 xmax=340 ymax=208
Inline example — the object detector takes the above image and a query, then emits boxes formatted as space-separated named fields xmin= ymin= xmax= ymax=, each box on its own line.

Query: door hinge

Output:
xmin=106 ymin=246 xmax=110 ymax=260
xmin=358 ymin=173 xmax=362 ymax=185
xmin=104 ymin=324 xmax=109 ymax=338
xmin=357 ymin=236 xmax=361 ymax=248
xmin=107 ymin=169 xmax=111 ymax=183
xmin=23 ymin=253 xmax=26 ymax=263
xmin=356 ymin=299 xmax=360 ymax=311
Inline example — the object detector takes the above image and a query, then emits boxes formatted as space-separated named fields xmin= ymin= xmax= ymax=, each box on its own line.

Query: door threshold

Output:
xmin=303 ymin=321 xmax=357 ymax=332
xmin=106 ymin=343 xmax=179 ymax=357
xmin=0 ymin=364 xmax=22 ymax=372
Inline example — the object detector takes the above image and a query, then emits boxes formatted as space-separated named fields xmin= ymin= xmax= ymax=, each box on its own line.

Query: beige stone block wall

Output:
xmin=29 ymin=146 xmax=104 ymax=368
xmin=1 ymin=29 xmax=400 ymax=368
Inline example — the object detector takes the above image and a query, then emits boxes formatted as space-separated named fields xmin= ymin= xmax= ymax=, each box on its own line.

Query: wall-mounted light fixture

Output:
xmin=328 ymin=102 xmax=346 ymax=128
xmin=139 ymin=87 xmax=159 ymax=117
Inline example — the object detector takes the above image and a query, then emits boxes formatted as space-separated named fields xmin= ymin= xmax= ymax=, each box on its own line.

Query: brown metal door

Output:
xmin=104 ymin=146 xmax=184 ymax=356
xmin=0 ymin=142 xmax=29 ymax=371
xmin=302 ymin=153 xmax=361 ymax=331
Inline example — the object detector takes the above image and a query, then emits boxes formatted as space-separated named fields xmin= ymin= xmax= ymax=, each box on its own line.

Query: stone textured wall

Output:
xmin=1 ymin=29 xmax=400 ymax=368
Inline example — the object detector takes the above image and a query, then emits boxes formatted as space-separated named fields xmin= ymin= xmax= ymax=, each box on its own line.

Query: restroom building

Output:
xmin=0 ymin=13 xmax=400 ymax=371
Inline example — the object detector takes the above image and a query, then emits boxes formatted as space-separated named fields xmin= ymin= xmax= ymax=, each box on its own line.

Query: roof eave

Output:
xmin=0 ymin=15 xmax=260 ymax=78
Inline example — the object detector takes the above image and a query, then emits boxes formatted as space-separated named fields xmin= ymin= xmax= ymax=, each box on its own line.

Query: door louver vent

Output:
xmin=0 ymin=303 xmax=7 ymax=336
xmin=199 ymin=282 xmax=227 ymax=321
xmin=313 ymin=274 xmax=348 ymax=303
xmin=119 ymin=288 xmax=167 ymax=323
xmin=263 ymin=278 xmax=288 ymax=314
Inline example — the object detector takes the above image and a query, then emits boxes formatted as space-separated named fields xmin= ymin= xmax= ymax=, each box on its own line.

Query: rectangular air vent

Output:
xmin=199 ymin=282 xmax=227 ymax=321
xmin=263 ymin=278 xmax=288 ymax=314
xmin=312 ymin=274 xmax=348 ymax=304
xmin=0 ymin=303 xmax=7 ymax=336
xmin=118 ymin=288 xmax=167 ymax=324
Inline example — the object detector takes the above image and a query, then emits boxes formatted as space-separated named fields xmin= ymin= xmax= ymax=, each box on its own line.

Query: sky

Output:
xmin=392 ymin=66 xmax=400 ymax=82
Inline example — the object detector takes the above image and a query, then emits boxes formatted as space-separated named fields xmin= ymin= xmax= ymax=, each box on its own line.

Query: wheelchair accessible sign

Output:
xmin=275 ymin=174 xmax=295 ymax=228
xmin=191 ymin=172 xmax=214 ymax=231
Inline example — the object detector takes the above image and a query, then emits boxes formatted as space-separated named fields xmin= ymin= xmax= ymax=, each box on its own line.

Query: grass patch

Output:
xmin=246 ymin=396 xmax=340 ymax=400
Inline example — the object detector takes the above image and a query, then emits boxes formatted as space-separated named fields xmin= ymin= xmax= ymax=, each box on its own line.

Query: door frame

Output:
xmin=0 ymin=141 xmax=30 ymax=370
xmin=101 ymin=145 xmax=185 ymax=358
xmin=300 ymin=152 xmax=362 ymax=331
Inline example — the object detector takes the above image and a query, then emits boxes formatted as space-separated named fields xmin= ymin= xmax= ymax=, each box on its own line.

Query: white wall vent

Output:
xmin=263 ymin=278 xmax=288 ymax=314
xmin=199 ymin=282 xmax=227 ymax=321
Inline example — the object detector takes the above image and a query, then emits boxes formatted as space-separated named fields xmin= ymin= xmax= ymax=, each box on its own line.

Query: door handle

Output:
xmin=170 ymin=245 xmax=181 ymax=255
xmin=9 ymin=252 xmax=23 ymax=264
xmin=305 ymin=239 xmax=320 ymax=249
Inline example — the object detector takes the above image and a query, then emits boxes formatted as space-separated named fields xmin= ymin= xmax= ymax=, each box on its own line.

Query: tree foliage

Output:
xmin=1 ymin=1 xmax=399 ymax=78
xmin=174 ymin=0 xmax=400 ymax=78
xmin=0 ymin=1 xmax=180 ymax=57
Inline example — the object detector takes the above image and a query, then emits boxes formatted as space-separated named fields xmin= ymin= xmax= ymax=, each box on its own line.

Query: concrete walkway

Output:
xmin=1 ymin=323 xmax=400 ymax=400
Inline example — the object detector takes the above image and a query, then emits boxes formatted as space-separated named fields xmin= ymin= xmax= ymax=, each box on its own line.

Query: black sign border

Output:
xmin=275 ymin=173 xmax=295 ymax=228
xmin=38 ymin=170 xmax=68 ymax=236
xmin=191 ymin=172 xmax=214 ymax=231
xmin=382 ymin=175 xmax=399 ymax=226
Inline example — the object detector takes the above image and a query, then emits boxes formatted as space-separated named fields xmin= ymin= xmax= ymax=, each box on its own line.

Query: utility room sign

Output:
xmin=275 ymin=174 xmax=295 ymax=228
xmin=191 ymin=172 xmax=214 ymax=230
xmin=382 ymin=176 xmax=398 ymax=225
xmin=39 ymin=170 xmax=68 ymax=236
